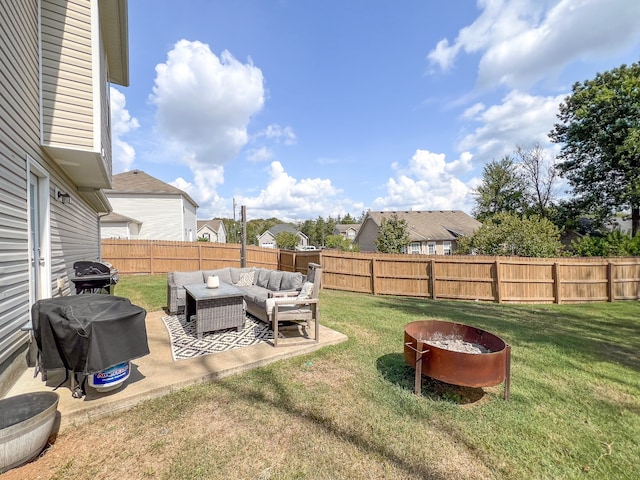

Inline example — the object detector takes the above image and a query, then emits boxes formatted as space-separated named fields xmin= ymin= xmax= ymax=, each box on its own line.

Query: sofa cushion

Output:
xmin=236 ymin=270 xmax=255 ymax=286
xmin=267 ymin=270 xmax=284 ymax=291
xmin=255 ymin=268 xmax=271 ymax=288
xmin=238 ymin=285 xmax=269 ymax=306
xmin=280 ymin=272 xmax=303 ymax=291
xmin=230 ymin=267 xmax=255 ymax=284
xmin=202 ymin=268 xmax=232 ymax=284
xmin=173 ymin=271 xmax=203 ymax=287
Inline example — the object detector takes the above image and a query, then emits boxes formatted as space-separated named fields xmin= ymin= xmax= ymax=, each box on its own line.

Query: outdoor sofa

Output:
xmin=167 ymin=264 xmax=321 ymax=344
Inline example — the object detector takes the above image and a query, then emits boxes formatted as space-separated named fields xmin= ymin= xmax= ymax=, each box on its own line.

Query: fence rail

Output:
xmin=102 ymin=240 xmax=640 ymax=304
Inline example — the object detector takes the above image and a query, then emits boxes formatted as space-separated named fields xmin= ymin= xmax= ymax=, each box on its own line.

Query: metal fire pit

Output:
xmin=404 ymin=320 xmax=511 ymax=400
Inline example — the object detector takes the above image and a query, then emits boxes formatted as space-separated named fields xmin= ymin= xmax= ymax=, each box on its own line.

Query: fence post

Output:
xmin=430 ymin=259 xmax=436 ymax=300
xmin=371 ymin=258 xmax=377 ymax=295
xmin=198 ymin=243 xmax=202 ymax=271
xmin=553 ymin=262 xmax=560 ymax=304
xmin=149 ymin=241 xmax=154 ymax=275
xmin=607 ymin=262 xmax=614 ymax=302
xmin=495 ymin=259 xmax=502 ymax=303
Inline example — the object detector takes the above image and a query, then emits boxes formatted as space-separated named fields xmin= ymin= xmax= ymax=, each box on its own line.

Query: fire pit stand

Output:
xmin=404 ymin=320 xmax=511 ymax=400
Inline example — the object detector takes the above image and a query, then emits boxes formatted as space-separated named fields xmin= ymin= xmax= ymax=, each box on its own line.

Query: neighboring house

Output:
xmin=258 ymin=224 xmax=309 ymax=249
xmin=0 ymin=0 xmax=129 ymax=394
xmin=196 ymin=219 xmax=227 ymax=243
xmin=334 ymin=223 xmax=361 ymax=241
xmin=102 ymin=170 xmax=199 ymax=241
xmin=355 ymin=211 xmax=482 ymax=254
xmin=100 ymin=212 xmax=142 ymax=240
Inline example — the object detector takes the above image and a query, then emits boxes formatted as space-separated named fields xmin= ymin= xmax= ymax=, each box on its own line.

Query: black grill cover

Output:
xmin=32 ymin=294 xmax=149 ymax=374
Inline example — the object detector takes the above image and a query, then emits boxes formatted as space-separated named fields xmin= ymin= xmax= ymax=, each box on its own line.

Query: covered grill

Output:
xmin=70 ymin=260 xmax=119 ymax=294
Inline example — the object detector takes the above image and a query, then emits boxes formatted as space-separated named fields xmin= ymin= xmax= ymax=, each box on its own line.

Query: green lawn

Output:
xmin=56 ymin=275 xmax=640 ymax=479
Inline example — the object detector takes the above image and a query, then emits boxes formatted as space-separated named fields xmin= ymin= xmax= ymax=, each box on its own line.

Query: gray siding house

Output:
xmin=355 ymin=210 xmax=482 ymax=254
xmin=102 ymin=170 xmax=199 ymax=241
xmin=258 ymin=224 xmax=308 ymax=249
xmin=0 ymin=0 xmax=129 ymax=394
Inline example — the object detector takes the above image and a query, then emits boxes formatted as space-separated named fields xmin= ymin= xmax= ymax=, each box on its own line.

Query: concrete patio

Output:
xmin=6 ymin=310 xmax=348 ymax=430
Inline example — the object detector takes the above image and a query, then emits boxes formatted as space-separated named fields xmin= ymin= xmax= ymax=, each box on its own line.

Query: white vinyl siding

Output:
xmin=108 ymin=195 xmax=190 ymax=241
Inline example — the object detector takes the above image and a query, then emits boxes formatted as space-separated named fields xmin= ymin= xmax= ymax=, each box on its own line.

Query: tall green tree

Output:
xmin=549 ymin=61 xmax=640 ymax=237
xmin=274 ymin=231 xmax=300 ymax=250
xmin=457 ymin=212 xmax=562 ymax=257
xmin=375 ymin=214 xmax=410 ymax=253
xmin=515 ymin=143 xmax=558 ymax=218
xmin=471 ymin=156 xmax=527 ymax=221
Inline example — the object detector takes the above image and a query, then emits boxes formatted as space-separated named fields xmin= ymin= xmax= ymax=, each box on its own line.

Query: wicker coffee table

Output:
xmin=184 ymin=283 xmax=246 ymax=339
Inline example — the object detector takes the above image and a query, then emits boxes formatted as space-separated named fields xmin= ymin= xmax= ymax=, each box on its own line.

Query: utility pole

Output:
xmin=240 ymin=205 xmax=247 ymax=267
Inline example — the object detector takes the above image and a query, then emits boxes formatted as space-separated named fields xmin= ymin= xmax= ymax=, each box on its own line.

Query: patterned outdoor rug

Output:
xmin=162 ymin=314 xmax=278 ymax=361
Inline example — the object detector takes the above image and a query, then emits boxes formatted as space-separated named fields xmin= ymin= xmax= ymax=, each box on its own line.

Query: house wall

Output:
xmin=355 ymin=218 xmax=379 ymax=252
xmin=183 ymin=198 xmax=197 ymax=241
xmin=0 ymin=0 xmax=105 ymax=396
xmin=108 ymin=194 xmax=188 ymax=241
xmin=101 ymin=222 xmax=131 ymax=239
xmin=40 ymin=0 xmax=94 ymax=150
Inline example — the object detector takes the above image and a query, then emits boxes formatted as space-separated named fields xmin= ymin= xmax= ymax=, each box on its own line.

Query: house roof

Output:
xmin=101 ymin=212 xmax=141 ymax=224
xmin=335 ymin=223 xmax=361 ymax=233
xmin=267 ymin=224 xmax=299 ymax=236
xmin=106 ymin=170 xmax=199 ymax=207
xmin=360 ymin=210 xmax=481 ymax=242
xmin=197 ymin=219 xmax=224 ymax=231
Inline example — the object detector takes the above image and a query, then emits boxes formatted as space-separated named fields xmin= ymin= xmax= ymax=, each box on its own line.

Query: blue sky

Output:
xmin=111 ymin=0 xmax=640 ymax=222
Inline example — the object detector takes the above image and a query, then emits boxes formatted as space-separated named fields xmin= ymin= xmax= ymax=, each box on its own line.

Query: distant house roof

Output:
xmin=106 ymin=169 xmax=199 ymax=207
xmin=266 ymin=224 xmax=300 ymax=236
xmin=359 ymin=210 xmax=481 ymax=242
xmin=101 ymin=212 xmax=141 ymax=224
xmin=335 ymin=223 xmax=361 ymax=234
xmin=197 ymin=219 xmax=224 ymax=231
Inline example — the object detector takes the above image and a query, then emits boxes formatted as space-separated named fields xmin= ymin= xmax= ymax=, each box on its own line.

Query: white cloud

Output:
xmin=428 ymin=0 xmax=640 ymax=89
xmin=234 ymin=161 xmax=356 ymax=221
xmin=150 ymin=40 xmax=265 ymax=166
xmin=254 ymin=124 xmax=297 ymax=145
xmin=246 ymin=146 xmax=274 ymax=163
xmin=170 ymin=163 xmax=229 ymax=218
xmin=110 ymin=87 xmax=139 ymax=172
xmin=373 ymin=150 xmax=475 ymax=213
xmin=457 ymin=90 xmax=565 ymax=162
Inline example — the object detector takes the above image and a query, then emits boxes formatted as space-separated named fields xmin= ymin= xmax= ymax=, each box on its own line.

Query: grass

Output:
xmin=19 ymin=275 xmax=640 ymax=479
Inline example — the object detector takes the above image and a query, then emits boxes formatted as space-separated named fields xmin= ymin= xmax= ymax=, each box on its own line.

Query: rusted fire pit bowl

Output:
xmin=404 ymin=320 xmax=511 ymax=400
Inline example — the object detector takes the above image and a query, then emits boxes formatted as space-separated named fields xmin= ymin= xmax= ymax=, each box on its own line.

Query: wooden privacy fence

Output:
xmin=320 ymin=251 xmax=640 ymax=303
xmin=102 ymin=240 xmax=640 ymax=303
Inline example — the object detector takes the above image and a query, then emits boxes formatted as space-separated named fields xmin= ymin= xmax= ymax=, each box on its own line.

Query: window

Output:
xmin=410 ymin=242 xmax=421 ymax=254
xmin=203 ymin=233 xmax=210 ymax=240
xmin=427 ymin=242 xmax=436 ymax=255
xmin=443 ymin=241 xmax=452 ymax=255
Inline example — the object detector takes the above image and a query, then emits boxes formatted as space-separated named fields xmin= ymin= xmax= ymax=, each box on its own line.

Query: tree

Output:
xmin=514 ymin=143 xmax=558 ymax=218
xmin=457 ymin=212 xmax=562 ymax=257
xmin=471 ymin=156 xmax=527 ymax=221
xmin=549 ymin=61 xmax=640 ymax=237
xmin=375 ymin=214 xmax=410 ymax=253
xmin=325 ymin=234 xmax=360 ymax=251
xmin=274 ymin=231 xmax=300 ymax=250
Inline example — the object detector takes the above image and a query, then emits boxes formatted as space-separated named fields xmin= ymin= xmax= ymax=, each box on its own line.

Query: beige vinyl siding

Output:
xmin=40 ymin=0 xmax=94 ymax=150
xmin=0 ymin=0 xmax=103 ymax=392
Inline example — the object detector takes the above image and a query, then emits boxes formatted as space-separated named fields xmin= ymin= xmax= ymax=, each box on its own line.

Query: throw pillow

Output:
xmin=236 ymin=270 xmax=255 ymax=287
xmin=297 ymin=281 xmax=314 ymax=300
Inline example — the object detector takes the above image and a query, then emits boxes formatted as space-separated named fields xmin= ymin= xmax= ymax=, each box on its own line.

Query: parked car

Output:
xmin=296 ymin=245 xmax=318 ymax=251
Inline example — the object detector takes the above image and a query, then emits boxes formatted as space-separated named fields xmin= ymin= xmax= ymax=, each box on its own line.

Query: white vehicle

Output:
xmin=296 ymin=245 xmax=318 ymax=251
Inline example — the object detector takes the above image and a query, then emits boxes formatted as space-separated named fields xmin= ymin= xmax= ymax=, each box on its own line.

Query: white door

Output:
xmin=28 ymin=165 xmax=51 ymax=303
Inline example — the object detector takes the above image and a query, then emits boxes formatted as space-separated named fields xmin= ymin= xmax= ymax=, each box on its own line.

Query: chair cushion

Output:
xmin=173 ymin=271 xmax=203 ymax=287
xmin=280 ymin=272 xmax=303 ymax=291
xmin=297 ymin=282 xmax=314 ymax=300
